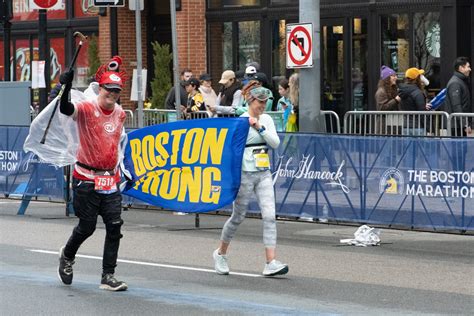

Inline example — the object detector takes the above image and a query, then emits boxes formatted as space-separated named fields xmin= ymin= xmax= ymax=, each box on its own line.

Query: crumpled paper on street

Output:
xmin=340 ymin=225 xmax=381 ymax=247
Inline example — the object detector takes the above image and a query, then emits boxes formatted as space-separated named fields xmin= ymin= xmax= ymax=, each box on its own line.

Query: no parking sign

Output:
xmin=286 ymin=23 xmax=313 ymax=69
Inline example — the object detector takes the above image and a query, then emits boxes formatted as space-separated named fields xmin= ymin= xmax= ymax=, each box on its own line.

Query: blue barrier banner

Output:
xmin=269 ymin=133 xmax=474 ymax=231
xmin=0 ymin=126 xmax=65 ymax=199
xmin=122 ymin=118 xmax=249 ymax=212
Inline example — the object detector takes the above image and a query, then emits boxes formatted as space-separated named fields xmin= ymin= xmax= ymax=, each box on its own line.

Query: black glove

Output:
xmin=59 ymin=69 xmax=74 ymax=85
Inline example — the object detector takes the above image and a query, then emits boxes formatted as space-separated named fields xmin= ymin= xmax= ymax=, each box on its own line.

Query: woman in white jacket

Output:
xmin=213 ymin=86 xmax=289 ymax=277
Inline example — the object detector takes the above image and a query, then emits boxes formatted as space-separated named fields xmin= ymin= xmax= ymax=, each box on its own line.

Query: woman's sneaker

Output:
xmin=213 ymin=249 xmax=229 ymax=275
xmin=263 ymin=260 xmax=289 ymax=276
xmin=58 ymin=246 xmax=74 ymax=285
xmin=100 ymin=274 xmax=128 ymax=291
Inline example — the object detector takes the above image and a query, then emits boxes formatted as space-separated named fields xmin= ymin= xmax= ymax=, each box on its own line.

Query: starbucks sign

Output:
xmin=425 ymin=23 xmax=440 ymax=58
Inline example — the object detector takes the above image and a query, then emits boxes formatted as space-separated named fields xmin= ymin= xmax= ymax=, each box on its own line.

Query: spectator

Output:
xmin=375 ymin=66 xmax=400 ymax=134
xmin=165 ymin=68 xmax=193 ymax=111
xmin=198 ymin=73 xmax=217 ymax=117
xmin=184 ymin=78 xmax=205 ymax=118
xmin=287 ymin=73 xmax=299 ymax=132
xmin=398 ymin=67 xmax=429 ymax=136
xmin=276 ymin=78 xmax=292 ymax=131
xmin=209 ymin=70 xmax=242 ymax=116
xmin=242 ymin=65 xmax=257 ymax=86
xmin=443 ymin=57 xmax=472 ymax=170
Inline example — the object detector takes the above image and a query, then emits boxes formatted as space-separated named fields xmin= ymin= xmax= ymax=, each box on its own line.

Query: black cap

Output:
xmin=251 ymin=72 xmax=268 ymax=85
xmin=199 ymin=73 xmax=212 ymax=81
xmin=185 ymin=77 xmax=200 ymax=88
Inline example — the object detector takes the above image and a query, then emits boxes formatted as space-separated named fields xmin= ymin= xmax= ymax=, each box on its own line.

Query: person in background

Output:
xmin=398 ymin=67 xmax=430 ymax=136
xmin=375 ymin=66 xmax=401 ymax=135
xmin=242 ymin=65 xmax=258 ymax=86
xmin=165 ymin=68 xmax=193 ymax=111
xmin=287 ymin=73 xmax=299 ymax=132
xmin=213 ymin=85 xmax=288 ymax=277
xmin=276 ymin=78 xmax=292 ymax=131
xmin=184 ymin=77 xmax=205 ymax=117
xmin=198 ymin=73 xmax=217 ymax=117
xmin=209 ymin=70 xmax=242 ymax=116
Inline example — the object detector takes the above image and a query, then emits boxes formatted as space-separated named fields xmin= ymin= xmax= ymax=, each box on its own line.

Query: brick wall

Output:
xmin=98 ymin=8 xmax=148 ymax=110
xmin=176 ymin=0 xmax=207 ymax=77
xmin=97 ymin=1 xmax=207 ymax=109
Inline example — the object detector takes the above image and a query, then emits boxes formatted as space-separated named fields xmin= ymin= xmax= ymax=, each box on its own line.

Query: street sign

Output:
xmin=29 ymin=0 xmax=62 ymax=10
xmin=93 ymin=0 xmax=125 ymax=7
xmin=286 ymin=23 xmax=313 ymax=69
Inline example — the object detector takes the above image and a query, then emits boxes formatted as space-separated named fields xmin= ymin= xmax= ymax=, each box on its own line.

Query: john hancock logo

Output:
xmin=379 ymin=168 xmax=404 ymax=195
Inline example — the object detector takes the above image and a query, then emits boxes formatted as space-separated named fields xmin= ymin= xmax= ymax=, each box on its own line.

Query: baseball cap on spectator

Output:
xmin=248 ymin=87 xmax=273 ymax=102
xmin=380 ymin=65 xmax=396 ymax=80
xmin=185 ymin=77 xmax=200 ymax=88
xmin=199 ymin=73 xmax=212 ymax=81
xmin=405 ymin=67 xmax=425 ymax=80
xmin=219 ymin=70 xmax=236 ymax=84
xmin=245 ymin=66 xmax=257 ymax=75
xmin=99 ymin=71 xmax=123 ymax=90
xmin=250 ymin=72 xmax=268 ymax=86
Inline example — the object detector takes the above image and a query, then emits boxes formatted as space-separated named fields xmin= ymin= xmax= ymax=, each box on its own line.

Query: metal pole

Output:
xmin=170 ymin=0 xmax=181 ymax=120
xmin=135 ymin=0 xmax=144 ymax=128
xmin=38 ymin=9 xmax=49 ymax=112
xmin=3 ymin=20 xmax=11 ymax=81
xmin=299 ymin=0 xmax=325 ymax=132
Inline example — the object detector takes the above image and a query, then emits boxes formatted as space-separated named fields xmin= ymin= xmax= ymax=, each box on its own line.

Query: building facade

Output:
xmin=1 ymin=0 xmax=472 ymax=115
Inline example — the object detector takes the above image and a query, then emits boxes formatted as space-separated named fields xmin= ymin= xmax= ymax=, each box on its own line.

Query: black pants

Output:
xmin=64 ymin=178 xmax=123 ymax=275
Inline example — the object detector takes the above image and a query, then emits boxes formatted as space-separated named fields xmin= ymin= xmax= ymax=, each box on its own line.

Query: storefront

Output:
xmin=1 ymin=0 xmax=472 ymax=116
xmin=206 ymin=0 xmax=473 ymax=117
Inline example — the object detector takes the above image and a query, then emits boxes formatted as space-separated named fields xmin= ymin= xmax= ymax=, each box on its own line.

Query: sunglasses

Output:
xmin=102 ymin=86 xmax=121 ymax=94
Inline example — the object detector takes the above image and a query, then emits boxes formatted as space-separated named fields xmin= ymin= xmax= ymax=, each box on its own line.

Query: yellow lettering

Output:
xmin=155 ymin=132 xmax=170 ymax=167
xmin=178 ymin=167 xmax=202 ymax=202
xmin=201 ymin=167 xmax=221 ymax=204
xmin=130 ymin=139 xmax=146 ymax=177
xmin=200 ymin=128 xmax=227 ymax=165
xmin=159 ymin=167 xmax=181 ymax=199
xmin=142 ymin=135 xmax=157 ymax=171
xmin=182 ymin=128 xmax=204 ymax=164
xmin=171 ymin=129 xmax=186 ymax=165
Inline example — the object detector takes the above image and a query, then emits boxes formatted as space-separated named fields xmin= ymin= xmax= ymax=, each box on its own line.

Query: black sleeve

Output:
xmin=59 ymin=83 xmax=74 ymax=116
xmin=165 ymin=88 xmax=176 ymax=109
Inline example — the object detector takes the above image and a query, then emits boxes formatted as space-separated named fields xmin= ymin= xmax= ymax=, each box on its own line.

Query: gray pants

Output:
xmin=220 ymin=170 xmax=277 ymax=247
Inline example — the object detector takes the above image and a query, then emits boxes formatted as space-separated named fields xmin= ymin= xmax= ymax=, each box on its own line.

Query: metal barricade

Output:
xmin=266 ymin=111 xmax=285 ymax=132
xmin=142 ymin=109 xmax=177 ymax=126
xmin=449 ymin=113 xmax=474 ymax=137
xmin=343 ymin=111 xmax=450 ymax=137
xmin=30 ymin=106 xmax=38 ymax=122
xmin=187 ymin=111 xmax=210 ymax=120
xmin=321 ymin=110 xmax=341 ymax=133
xmin=123 ymin=109 xmax=135 ymax=128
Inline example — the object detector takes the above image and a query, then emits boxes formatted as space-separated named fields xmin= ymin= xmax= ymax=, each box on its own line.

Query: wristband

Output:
xmin=258 ymin=126 xmax=266 ymax=133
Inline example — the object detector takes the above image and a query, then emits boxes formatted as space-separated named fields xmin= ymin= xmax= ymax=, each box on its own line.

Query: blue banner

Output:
xmin=122 ymin=118 xmax=249 ymax=212
xmin=0 ymin=126 xmax=65 ymax=199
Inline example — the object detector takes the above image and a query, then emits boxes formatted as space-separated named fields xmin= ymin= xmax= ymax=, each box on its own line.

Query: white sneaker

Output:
xmin=213 ymin=249 xmax=229 ymax=275
xmin=263 ymin=259 xmax=288 ymax=276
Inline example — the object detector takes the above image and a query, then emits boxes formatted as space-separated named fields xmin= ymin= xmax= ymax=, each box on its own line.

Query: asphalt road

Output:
xmin=0 ymin=200 xmax=473 ymax=315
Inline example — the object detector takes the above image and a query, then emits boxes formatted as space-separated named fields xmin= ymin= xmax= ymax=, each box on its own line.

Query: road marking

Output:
xmin=29 ymin=249 xmax=261 ymax=278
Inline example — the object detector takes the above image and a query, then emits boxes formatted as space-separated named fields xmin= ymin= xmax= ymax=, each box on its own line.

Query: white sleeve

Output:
xmin=260 ymin=115 xmax=280 ymax=149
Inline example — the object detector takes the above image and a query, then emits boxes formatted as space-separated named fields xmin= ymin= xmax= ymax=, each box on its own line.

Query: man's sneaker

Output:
xmin=213 ymin=249 xmax=229 ymax=275
xmin=100 ymin=274 xmax=128 ymax=291
xmin=263 ymin=259 xmax=289 ymax=277
xmin=58 ymin=246 xmax=74 ymax=285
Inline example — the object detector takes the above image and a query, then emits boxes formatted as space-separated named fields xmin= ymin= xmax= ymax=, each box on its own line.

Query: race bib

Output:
xmin=253 ymin=148 xmax=270 ymax=170
xmin=94 ymin=175 xmax=116 ymax=191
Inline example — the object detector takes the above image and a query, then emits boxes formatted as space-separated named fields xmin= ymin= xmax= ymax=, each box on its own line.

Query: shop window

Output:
xmin=223 ymin=22 xmax=233 ymax=71
xmin=271 ymin=20 xmax=287 ymax=79
xmin=238 ymin=21 xmax=260 ymax=71
xmin=74 ymin=0 xmax=100 ymax=18
xmin=414 ymin=12 xmax=441 ymax=92
xmin=352 ymin=18 xmax=368 ymax=111
xmin=381 ymin=14 xmax=409 ymax=78
xmin=208 ymin=0 xmax=261 ymax=9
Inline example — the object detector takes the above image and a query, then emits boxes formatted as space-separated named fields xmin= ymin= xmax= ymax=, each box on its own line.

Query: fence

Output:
xmin=449 ymin=113 xmax=474 ymax=137
xmin=343 ymin=111 xmax=451 ymax=136
xmin=321 ymin=110 xmax=341 ymax=133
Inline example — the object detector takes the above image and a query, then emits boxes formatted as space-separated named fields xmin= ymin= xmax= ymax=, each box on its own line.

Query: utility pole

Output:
xmin=170 ymin=0 xmax=181 ymax=120
xmin=38 ymin=9 xmax=50 ymax=111
xmin=299 ymin=0 xmax=325 ymax=132
xmin=1 ymin=0 xmax=12 ymax=81
xmin=134 ymin=0 xmax=143 ymax=128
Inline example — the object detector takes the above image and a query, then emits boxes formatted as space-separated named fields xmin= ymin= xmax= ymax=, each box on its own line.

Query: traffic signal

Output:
xmin=0 ymin=0 xmax=13 ymax=21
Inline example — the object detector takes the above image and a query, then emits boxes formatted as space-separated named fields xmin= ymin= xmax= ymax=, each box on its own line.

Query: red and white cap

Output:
xmin=99 ymin=71 xmax=123 ymax=90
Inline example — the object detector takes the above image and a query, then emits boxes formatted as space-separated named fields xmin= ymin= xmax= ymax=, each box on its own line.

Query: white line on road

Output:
xmin=29 ymin=249 xmax=261 ymax=278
